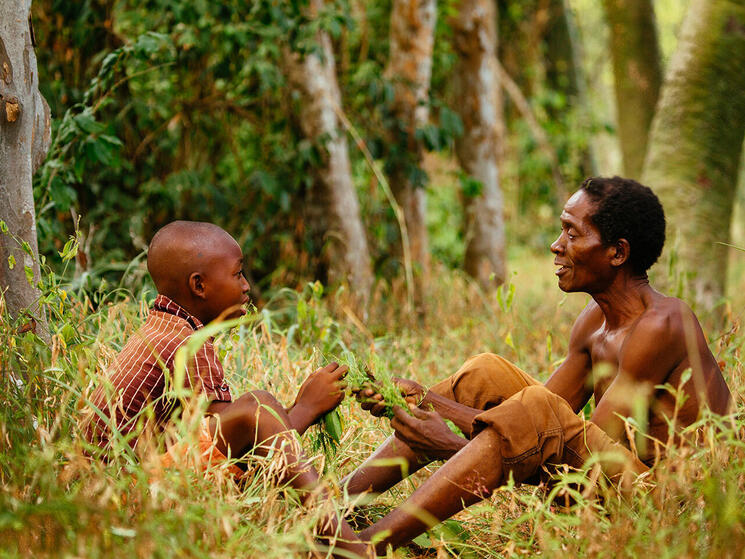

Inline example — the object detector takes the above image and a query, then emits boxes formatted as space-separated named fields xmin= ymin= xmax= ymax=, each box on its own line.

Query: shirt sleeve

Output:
xmin=186 ymin=339 xmax=233 ymax=403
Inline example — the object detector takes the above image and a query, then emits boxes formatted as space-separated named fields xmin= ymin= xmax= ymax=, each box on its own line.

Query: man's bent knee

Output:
xmin=433 ymin=353 xmax=538 ymax=410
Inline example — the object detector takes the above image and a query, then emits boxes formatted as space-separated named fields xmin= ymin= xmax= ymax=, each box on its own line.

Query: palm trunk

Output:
xmin=451 ymin=0 xmax=506 ymax=289
xmin=641 ymin=0 xmax=745 ymax=310
xmin=386 ymin=0 xmax=437 ymax=308
xmin=0 ymin=1 xmax=51 ymax=337
xmin=603 ymin=0 xmax=662 ymax=179
xmin=285 ymin=2 xmax=373 ymax=310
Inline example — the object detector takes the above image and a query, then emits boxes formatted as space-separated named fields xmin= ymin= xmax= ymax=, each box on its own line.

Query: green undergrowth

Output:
xmin=2 ymin=251 xmax=745 ymax=558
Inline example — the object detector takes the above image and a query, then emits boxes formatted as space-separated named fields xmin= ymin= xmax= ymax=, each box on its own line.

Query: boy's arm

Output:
xmin=209 ymin=363 xmax=346 ymax=435
xmin=285 ymin=362 xmax=348 ymax=436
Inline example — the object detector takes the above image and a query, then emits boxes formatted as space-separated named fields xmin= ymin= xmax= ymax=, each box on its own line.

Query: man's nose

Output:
xmin=550 ymin=235 xmax=562 ymax=254
xmin=241 ymin=276 xmax=250 ymax=293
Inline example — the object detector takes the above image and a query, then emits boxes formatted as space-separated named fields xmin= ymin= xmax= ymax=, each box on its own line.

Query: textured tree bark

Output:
xmin=284 ymin=1 xmax=373 ymax=310
xmin=0 ymin=1 xmax=51 ymax=335
xmin=451 ymin=0 xmax=506 ymax=290
xmin=603 ymin=0 xmax=662 ymax=179
xmin=642 ymin=0 xmax=745 ymax=311
xmin=386 ymin=0 xmax=436 ymax=309
xmin=544 ymin=0 xmax=597 ymax=177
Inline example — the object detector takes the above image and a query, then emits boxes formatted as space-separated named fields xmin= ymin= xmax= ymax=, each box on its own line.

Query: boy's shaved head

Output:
xmin=147 ymin=221 xmax=239 ymax=300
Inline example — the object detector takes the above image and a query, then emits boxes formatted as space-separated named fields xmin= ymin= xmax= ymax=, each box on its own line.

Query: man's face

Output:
xmin=201 ymin=236 xmax=250 ymax=323
xmin=550 ymin=190 xmax=616 ymax=293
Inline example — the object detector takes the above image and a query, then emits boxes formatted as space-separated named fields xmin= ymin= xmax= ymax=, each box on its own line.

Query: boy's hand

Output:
xmin=391 ymin=405 xmax=467 ymax=460
xmin=292 ymin=362 xmax=348 ymax=428
xmin=353 ymin=378 xmax=426 ymax=417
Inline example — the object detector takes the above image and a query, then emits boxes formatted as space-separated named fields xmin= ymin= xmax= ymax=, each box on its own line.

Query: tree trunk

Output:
xmin=386 ymin=0 xmax=436 ymax=308
xmin=642 ymin=0 xmax=745 ymax=311
xmin=0 ymin=1 xmax=51 ymax=335
xmin=544 ymin=0 xmax=597 ymax=177
xmin=284 ymin=2 xmax=373 ymax=310
xmin=451 ymin=0 xmax=506 ymax=290
xmin=603 ymin=0 xmax=662 ymax=179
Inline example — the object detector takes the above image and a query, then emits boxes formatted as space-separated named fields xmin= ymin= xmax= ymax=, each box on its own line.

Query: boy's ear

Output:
xmin=610 ymin=238 xmax=630 ymax=267
xmin=188 ymin=272 xmax=207 ymax=299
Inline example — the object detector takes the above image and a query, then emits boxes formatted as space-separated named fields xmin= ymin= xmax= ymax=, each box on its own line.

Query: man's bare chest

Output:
xmin=587 ymin=326 xmax=629 ymax=395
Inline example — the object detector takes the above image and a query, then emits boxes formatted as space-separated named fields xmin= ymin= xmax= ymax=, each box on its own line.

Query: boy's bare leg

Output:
xmin=210 ymin=390 xmax=371 ymax=558
xmin=359 ymin=427 xmax=503 ymax=555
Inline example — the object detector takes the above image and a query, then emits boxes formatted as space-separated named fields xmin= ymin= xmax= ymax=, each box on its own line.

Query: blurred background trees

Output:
xmin=4 ymin=0 xmax=744 ymax=318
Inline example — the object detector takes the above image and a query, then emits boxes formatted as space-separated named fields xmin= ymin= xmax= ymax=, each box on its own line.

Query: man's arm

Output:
xmin=544 ymin=304 xmax=597 ymax=412
xmin=356 ymin=379 xmax=482 ymax=437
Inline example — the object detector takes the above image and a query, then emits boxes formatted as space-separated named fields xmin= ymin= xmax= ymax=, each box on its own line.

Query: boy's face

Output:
xmin=200 ymin=235 xmax=250 ymax=323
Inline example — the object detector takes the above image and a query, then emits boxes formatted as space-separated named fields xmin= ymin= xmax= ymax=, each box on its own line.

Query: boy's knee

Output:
xmin=250 ymin=389 xmax=282 ymax=407
xmin=234 ymin=390 xmax=283 ymax=419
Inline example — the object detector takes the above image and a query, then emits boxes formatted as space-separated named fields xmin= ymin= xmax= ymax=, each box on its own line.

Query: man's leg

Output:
xmin=360 ymin=385 xmax=647 ymax=554
xmin=212 ymin=391 xmax=371 ymax=558
xmin=343 ymin=353 xmax=539 ymax=496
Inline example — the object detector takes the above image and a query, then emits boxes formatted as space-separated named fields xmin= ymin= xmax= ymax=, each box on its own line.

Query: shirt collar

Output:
xmin=151 ymin=294 xmax=204 ymax=330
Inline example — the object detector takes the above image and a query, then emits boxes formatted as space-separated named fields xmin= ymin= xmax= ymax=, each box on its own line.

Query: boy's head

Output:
xmin=147 ymin=221 xmax=250 ymax=324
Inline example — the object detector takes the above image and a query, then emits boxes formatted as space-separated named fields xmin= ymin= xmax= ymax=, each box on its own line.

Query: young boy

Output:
xmin=85 ymin=220 xmax=370 ymax=558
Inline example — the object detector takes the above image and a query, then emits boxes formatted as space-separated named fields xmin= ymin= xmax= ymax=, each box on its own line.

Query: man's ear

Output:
xmin=610 ymin=239 xmax=630 ymax=267
xmin=188 ymin=272 xmax=207 ymax=299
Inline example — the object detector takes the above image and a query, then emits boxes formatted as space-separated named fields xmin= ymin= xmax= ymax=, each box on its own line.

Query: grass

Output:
xmin=1 ymin=248 xmax=744 ymax=558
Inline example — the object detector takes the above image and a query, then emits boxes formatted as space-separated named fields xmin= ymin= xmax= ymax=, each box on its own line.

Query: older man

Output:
xmin=346 ymin=177 xmax=731 ymax=553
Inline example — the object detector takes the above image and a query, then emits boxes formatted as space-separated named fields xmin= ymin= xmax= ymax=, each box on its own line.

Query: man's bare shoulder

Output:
xmin=569 ymin=300 xmax=604 ymax=345
xmin=634 ymin=293 xmax=692 ymax=340
xmin=620 ymin=294 xmax=692 ymax=378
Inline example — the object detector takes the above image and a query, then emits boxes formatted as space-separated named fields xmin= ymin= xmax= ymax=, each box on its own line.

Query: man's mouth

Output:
xmin=555 ymin=263 xmax=570 ymax=276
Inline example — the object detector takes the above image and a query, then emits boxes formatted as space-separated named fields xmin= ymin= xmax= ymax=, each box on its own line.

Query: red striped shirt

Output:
xmin=85 ymin=295 xmax=232 ymax=451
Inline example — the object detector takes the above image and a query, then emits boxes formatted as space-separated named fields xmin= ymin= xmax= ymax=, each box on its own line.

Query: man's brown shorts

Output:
xmin=430 ymin=353 xmax=647 ymax=485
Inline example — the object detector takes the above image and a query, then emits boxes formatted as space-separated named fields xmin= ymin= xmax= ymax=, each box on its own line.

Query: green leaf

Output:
xmin=459 ymin=172 xmax=483 ymax=198
xmin=24 ymin=265 xmax=34 ymax=286
xmin=439 ymin=106 xmax=464 ymax=138
xmin=59 ymin=323 xmax=76 ymax=343
xmin=7 ymin=254 xmax=16 ymax=270
xmin=99 ymin=134 xmax=124 ymax=147
xmin=58 ymin=238 xmax=79 ymax=262
xmin=416 ymin=124 xmax=441 ymax=151
xmin=504 ymin=331 xmax=515 ymax=349
xmin=74 ymin=112 xmax=102 ymax=134
xmin=0 ymin=221 xmax=8 ymax=234
xmin=49 ymin=176 xmax=78 ymax=210
xmin=21 ymin=241 xmax=33 ymax=256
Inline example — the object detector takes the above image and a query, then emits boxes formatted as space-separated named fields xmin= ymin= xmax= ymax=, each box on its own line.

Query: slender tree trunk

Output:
xmin=0 ymin=1 xmax=51 ymax=336
xmin=451 ymin=0 xmax=506 ymax=289
xmin=642 ymin=0 xmax=745 ymax=311
xmin=386 ymin=0 xmax=436 ymax=308
xmin=285 ymin=1 xmax=373 ymax=310
xmin=544 ymin=0 xmax=597 ymax=177
xmin=603 ymin=0 xmax=662 ymax=179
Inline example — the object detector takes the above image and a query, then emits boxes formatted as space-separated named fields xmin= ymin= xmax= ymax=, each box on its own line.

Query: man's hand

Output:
xmin=391 ymin=405 xmax=468 ymax=461
xmin=354 ymin=377 xmax=426 ymax=417
xmin=289 ymin=362 xmax=347 ymax=435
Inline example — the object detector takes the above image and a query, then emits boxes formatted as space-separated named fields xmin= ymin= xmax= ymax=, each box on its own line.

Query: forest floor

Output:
xmin=2 ymin=249 xmax=745 ymax=558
